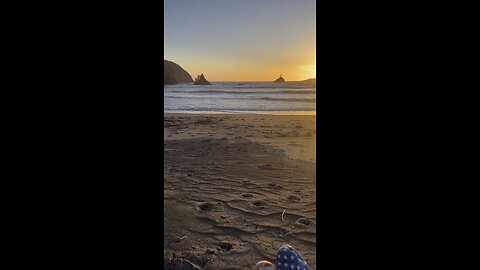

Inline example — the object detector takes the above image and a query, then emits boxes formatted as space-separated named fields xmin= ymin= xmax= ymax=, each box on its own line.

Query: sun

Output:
xmin=300 ymin=64 xmax=316 ymax=79
xmin=308 ymin=65 xmax=316 ymax=78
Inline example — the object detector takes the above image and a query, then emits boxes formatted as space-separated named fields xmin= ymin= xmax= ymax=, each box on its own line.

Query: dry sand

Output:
xmin=164 ymin=114 xmax=316 ymax=270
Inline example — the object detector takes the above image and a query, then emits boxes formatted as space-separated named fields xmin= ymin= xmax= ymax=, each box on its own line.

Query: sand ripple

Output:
xmin=164 ymin=136 xmax=316 ymax=269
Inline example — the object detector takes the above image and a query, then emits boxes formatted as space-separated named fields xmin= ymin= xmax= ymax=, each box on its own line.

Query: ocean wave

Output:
xmin=164 ymin=107 xmax=316 ymax=112
xmin=165 ymin=96 xmax=316 ymax=102
xmin=258 ymin=97 xmax=316 ymax=102
xmin=164 ymin=82 xmax=316 ymax=113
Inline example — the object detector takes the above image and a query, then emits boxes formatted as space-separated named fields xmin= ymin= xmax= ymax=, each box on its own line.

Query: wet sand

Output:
xmin=164 ymin=114 xmax=316 ymax=270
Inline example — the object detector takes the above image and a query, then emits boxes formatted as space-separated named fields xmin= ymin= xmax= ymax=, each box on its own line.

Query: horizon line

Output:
xmin=202 ymin=78 xmax=316 ymax=83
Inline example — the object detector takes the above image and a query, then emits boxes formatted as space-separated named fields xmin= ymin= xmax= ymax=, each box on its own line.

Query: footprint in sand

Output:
xmin=164 ymin=257 xmax=201 ymax=270
xmin=217 ymin=241 xmax=233 ymax=251
xmin=257 ymin=164 xmax=276 ymax=170
xmin=288 ymin=195 xmax=300 ymax=202
xmin=296 ymin=218 xmax=314 ymax=227
xmin=164 ymin=251 xmax=209 ymax=270
xmin=251 ymin=200 xmax=267 ymax=208
xmin=205 ymin=247 xmax=216 ymax=255
xmin=197 ymin=202 xmax=223 ymax=212
xmin=268 ymin=183 xmax=283 ymax=190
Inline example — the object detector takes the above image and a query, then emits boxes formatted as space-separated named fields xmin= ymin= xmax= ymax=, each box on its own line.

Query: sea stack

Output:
xmin=193 ymin=74 xmax=211 ymax=85
xmin=274 ymin=75 xmax=285 ymax=83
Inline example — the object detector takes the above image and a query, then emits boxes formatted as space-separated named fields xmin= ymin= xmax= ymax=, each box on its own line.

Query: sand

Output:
xmin=164 ymin=114 xmax=316 ymax=270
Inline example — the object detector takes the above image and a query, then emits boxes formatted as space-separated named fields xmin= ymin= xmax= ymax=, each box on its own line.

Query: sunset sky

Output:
xmin=164 ymin=0 xmax=316 ymax=82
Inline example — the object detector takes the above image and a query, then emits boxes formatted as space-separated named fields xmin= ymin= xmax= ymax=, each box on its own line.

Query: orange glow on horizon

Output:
xmin=165 ymin=1 xmax=315 ymax=82
xmin=166 ymin=53 xmax=316 ymax=82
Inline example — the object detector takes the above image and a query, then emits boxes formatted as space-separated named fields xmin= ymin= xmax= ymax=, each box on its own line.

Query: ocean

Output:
xmin=164 ymin=82 xmax=316 ymax=114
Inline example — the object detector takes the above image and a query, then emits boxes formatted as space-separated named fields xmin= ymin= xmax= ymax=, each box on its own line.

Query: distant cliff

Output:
xmin=164 ymin=60 xmax=194 ymax=85
xmin=300 ymin=78 xmax=316 ymax=84
xmin=287 ymin=78 xmax=316 ymax=84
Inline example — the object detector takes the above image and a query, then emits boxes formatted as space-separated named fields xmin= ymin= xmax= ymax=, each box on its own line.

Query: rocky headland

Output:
xmin=164 ymin=60 xmax=194 ymax=85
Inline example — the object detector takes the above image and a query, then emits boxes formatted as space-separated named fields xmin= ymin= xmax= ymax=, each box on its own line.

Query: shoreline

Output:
xmin=164 ymin=111 xmax=316 ymax=116
xmin=164 ymin=113 xmax=316 ymax=163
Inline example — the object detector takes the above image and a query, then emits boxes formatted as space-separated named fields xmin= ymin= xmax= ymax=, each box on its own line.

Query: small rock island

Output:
xmin=274 ymin=75 xmax=285 ymax=83
xmin=193 ymin=74 xmax=211 ymax=85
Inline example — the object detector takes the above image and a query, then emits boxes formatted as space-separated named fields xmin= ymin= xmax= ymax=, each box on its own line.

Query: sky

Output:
xmin=164 ymin=0 xmax=316 ymax=82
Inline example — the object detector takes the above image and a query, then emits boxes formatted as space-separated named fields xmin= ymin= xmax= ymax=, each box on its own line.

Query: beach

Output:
xmin=164 ymin=113 xmax=316 ymax=269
